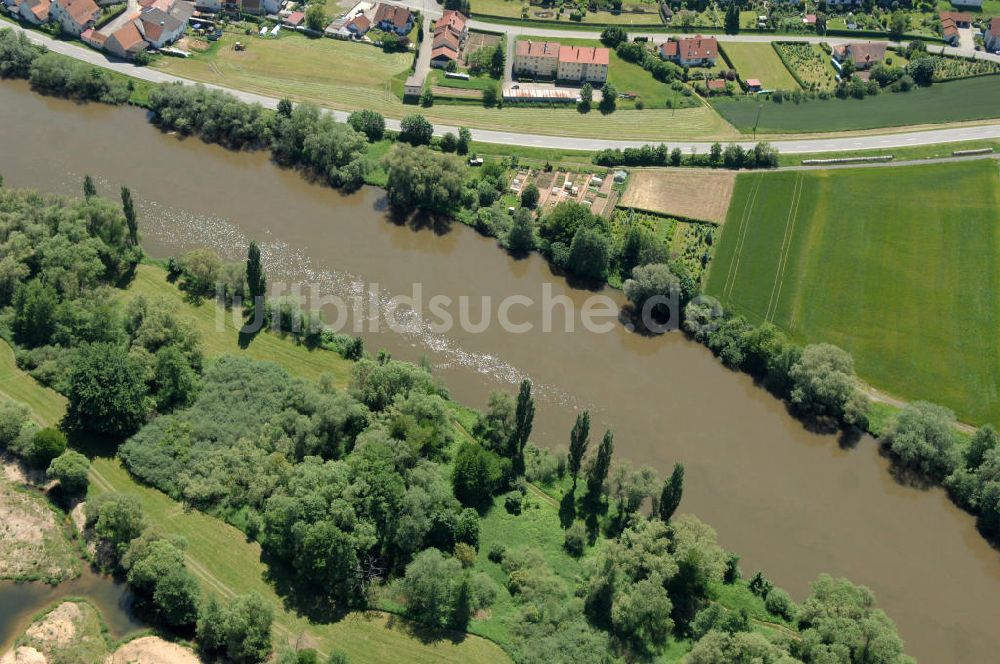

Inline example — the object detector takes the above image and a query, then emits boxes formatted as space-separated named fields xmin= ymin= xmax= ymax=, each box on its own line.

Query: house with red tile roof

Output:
xmin=372 ymin=2 xmax=412 ymax=36
xmin=17 ymin=0 xmax=50 ymax=24
xmin=346 ymin=13 xmax=369 ymax=35
xmin=833 ymin=41 xmax=887 ymax=69
xmin=106 ymin=20 xmax=147 ymax=58
xmin=986 ymin=17 xmax=1000 ymax=52
xmin=283 ymin=10 xmax=304 ymax=27
xmin=429 ymin=10 xmax=467 ymax=68
xmin=50 ymin=0 xmax=98 ymax=35
xmin=80 ymin=26 xmax=107 ymax=48
xmin=556 ymin=45 xmax=609 ymax=83
xmin=514 ymin=40 xmax=560 ymax=78
xmin=659 ymin=35 xmax=718 ymax=67
xmin=940 ymin=16 xmax=959 ymax=43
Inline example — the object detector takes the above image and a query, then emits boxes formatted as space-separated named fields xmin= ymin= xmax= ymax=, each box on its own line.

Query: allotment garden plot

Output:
xmin=619 ymin=168 xmax=735 ymax=223
xmin=705 ymin=160 xmax=1000 ymax=425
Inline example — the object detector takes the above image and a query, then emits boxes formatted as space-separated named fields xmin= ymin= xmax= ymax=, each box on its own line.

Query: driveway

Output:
xmin=957 ymin=27 xmax=976 ymax=52
xmin=410 ymin=16 xmax=432 ymax=88
xmin=8 ymin=22 xmax=1000 ymax=153
xmin=503 ymin=31 xmax=514 ymax=84
xmin=99 ymin=0 xmax=140 ymax=37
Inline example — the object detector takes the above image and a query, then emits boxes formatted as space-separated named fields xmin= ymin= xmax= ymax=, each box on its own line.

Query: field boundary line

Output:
xmin=722 ymin=173 xmax=764 ymax=299
xmin=765 ymin=172 xmax=803 ymax=322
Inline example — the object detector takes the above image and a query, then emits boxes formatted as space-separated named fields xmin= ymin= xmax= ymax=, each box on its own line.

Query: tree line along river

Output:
xmin=1 ymin=79 xmax=999 ymax=663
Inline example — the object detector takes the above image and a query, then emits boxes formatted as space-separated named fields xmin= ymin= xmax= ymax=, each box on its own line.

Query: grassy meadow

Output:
xmin=719 ymin=42 xmax=800 ymax=91
xmin=712 ymin=75 xmax=1000 ymax=133
xmin=706 ymin=160 xmax=1000 ymax=426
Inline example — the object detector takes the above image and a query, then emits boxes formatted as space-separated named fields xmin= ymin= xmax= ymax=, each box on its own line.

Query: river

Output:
xmin=1 ymin=80 xmax=998 ymax=662
xmin=0 ymin=567 xmax=142 ymax=653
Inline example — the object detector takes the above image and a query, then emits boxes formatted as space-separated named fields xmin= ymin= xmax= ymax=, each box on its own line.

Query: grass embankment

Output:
xmin=471 ymin=0 xmax=664 ymax=25
xmin=720 ymin=42 xmax=800 ymax=91
xmin=712 ymin=75 xmax=1000 ymax=133
xmin=705 ymin=160 xmax=1000 ymax=427
xmin=0 ymin=263 xmax=509 ymax=664
xmin=153 ymin=30 xmax=734 ymax=141
xmin=776 ymin=140 xmax=1000 ymax=167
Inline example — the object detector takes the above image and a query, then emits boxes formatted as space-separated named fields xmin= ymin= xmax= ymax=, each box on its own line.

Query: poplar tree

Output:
xmin=246 ymin=240 xmax=266 ymax=303
xmin=586 ymin=429 xmax=614 ymax=501
xmin=120 ymin=186 xmax=139 ymax=247
xmin=658 ymin=463 xmax=684 ymax=522
xmin=568 ymin=410 xmax=591 ymax=492
xmin=510 ymin=378 xmax=535 ymax=476
xmin=83 ymin=175 xmax=97 ymax=199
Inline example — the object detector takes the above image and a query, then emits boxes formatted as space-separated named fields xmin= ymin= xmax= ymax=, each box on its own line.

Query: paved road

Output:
xmin=9 ymin=21 xmax=1000 ymax=153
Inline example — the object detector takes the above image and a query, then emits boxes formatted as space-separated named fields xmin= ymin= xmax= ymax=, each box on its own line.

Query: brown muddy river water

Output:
xmin=2 ymin=80 xmax=999 ymax=662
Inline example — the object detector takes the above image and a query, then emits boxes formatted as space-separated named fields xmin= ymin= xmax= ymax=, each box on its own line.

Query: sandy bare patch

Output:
xmin=25 ymin=602 xmax=82 ymax=648
xmin=69 ymin=502 xmax=87 ymax=535
xmin=0 ymin=646 xmax=46 ymax=664
xmin=619 ymin=169 xmax=736 ymax=224
xmin=0 ymin=477 xmax=77 ymax=581
xmin=106 ymin=637 xmax=201 ymax=664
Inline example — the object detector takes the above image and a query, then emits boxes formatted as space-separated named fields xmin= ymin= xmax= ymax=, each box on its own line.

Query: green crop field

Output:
xmin=719 ymin=42 xmax=800 ymax=91
xmin=706 ymin=160 xmax=1000 ymax=426
xmin=712 ymin=75 xmax=1000 ymax=133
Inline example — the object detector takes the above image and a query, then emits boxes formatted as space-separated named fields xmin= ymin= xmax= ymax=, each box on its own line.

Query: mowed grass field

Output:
xmin=155 ymin=31 xmax=736 ymax=140
xmin=719 ymin=42 xmax=800 ymax=91
xmin=706 ymin=160 xmax=1000 ymax=425
xmin=712 ymin=75 xmax=1000 ymax=133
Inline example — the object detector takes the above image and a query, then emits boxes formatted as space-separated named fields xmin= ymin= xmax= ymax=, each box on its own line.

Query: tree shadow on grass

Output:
xmin=260 ymin=551 xmax=351 ymax=624
xmin=383 ymin=613 xmax=469 ymax=646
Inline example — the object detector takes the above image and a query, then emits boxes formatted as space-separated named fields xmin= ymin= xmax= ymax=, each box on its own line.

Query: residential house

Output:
xmin=745 ymin=78 xmax=762 ymax=92
xmin=986 ymin=17 xmax=1000 ymax=51
xmin=833 ymin=41 xmax=887 ymax=69
xmin=80 ymin=26 xmax=107 ymax=48
xmin=17 ymin=0 xmax=50 ymax=24
xmin=283 ymin=10 xmax=303 ymax=26
xmin=939 ymin=11 xmax=972 ymax=44
xmin=802 ymin=13 xmax=816 ymax=26
xmin=1 ymin=0 xmax=20 ymax=14
xmin=372 ymin=2 xmax=412 ymax=35
xmin=429 ymin=9 xmax=466 ymax=68
xmin=262 ymin=0 xmax=278 ymax=13
xmin=136 ymin=5 xmax=188 ymax=47
xmin=50 ymin=0 xmax=99 ymax=35
xmin=345 ymin=13 xmax=369 ymax=35
xmin=514 ymin=39 xmax=559 ymax=78
xmin=556 ymin=45 xmax=609 ymax=84
xmin=659 ymin=35 xmax=718 ymax=67
xmin=228 ymin=0 xmax=261 ymax=15
xmin=940 ymin=15 xmax=959 ymax=43
xmin=106 ymin=20 xmax=147 ymax=58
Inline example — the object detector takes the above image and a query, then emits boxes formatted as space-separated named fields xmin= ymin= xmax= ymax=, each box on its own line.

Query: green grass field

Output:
xmin=712 ymin=75 xmax=1000 ymax=133
xmin=719 ymin=42 xmax=800 ymax=91
xmin=153 ymin=31 xmax=734 ymax=140
xmin=706 ymin=160 xmax=1000 ymax=426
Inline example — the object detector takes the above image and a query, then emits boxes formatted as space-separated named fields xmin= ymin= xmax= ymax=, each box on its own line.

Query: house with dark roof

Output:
xmin=659 ymin=35 xmax=718 ymax=67
xmin=372 ymin=2 xmax=412 ymax=35
xmin=50 ymin=0 xmax=98 ymax=35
